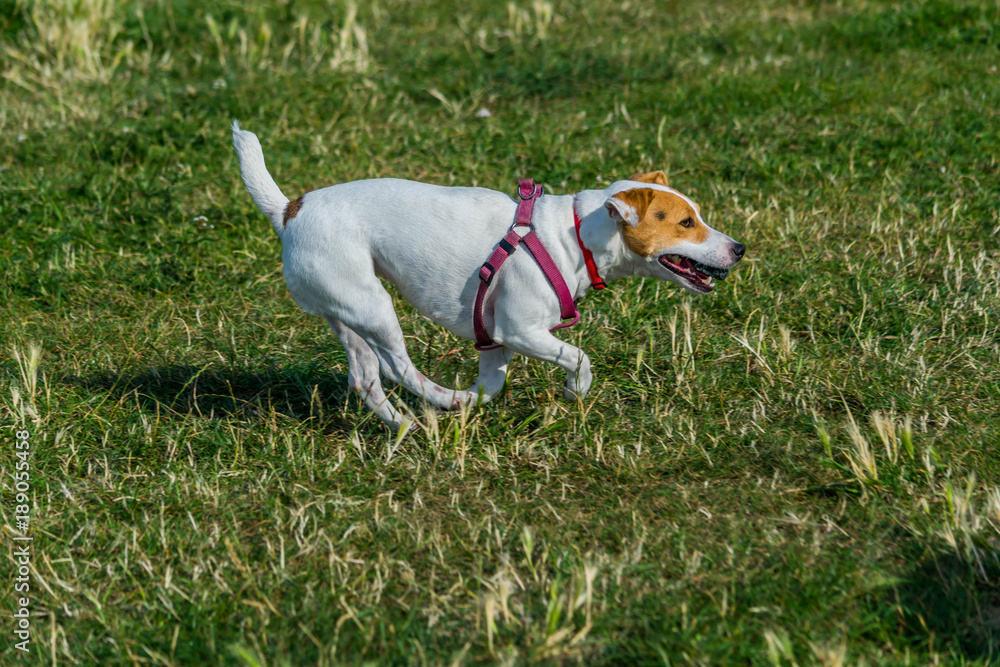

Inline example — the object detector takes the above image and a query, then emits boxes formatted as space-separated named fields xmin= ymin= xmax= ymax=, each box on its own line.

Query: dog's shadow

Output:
xmin=70 ymin=350 xmax=493 ymax=437
xmin=873 ymin=545 xmax=999 ymax=658
xmin=71 ymin=355 xmax=561 ymax=444
xmin=73 ymin=359 xmax=364 ymax=433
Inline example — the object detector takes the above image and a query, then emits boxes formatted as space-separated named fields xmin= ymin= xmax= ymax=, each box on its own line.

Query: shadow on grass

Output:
xmin=71 ymin=362 xmax=360 ymax=432
xmin=67 ymin=351 xmax=572 ymax=440
xmin=880 ymin=549 xmax=1000 ymax=660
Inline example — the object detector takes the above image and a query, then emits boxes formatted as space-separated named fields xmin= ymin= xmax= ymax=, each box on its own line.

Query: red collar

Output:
xmin=573 ymin=200 xmax=607 ymax=290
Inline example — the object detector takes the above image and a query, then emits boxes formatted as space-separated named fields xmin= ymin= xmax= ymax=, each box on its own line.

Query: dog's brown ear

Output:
xmin=629 ymin=171 xmax=668 ymax=186
xmin=605 ymin=188 xmax=655 ymax=226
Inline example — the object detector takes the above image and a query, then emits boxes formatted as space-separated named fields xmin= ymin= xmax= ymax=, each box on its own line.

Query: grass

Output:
xmin=2 ymin=0 xmax=999 ymax=664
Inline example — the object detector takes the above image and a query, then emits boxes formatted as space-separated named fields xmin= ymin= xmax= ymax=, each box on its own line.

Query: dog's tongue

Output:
xmin=679 ymin=256 xmax=709 ymax=279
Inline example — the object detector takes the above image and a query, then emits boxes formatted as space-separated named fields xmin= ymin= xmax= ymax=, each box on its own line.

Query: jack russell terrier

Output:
xmin=232 ymin=122 xmax=745 ymax=429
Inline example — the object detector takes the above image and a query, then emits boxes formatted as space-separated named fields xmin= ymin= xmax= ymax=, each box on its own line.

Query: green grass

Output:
xmin=2 ymin=0 xmax=1000 ymax=664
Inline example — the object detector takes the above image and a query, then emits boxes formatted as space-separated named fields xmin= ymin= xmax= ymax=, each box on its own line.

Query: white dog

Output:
xmin=232 ymin=122 xmax=745 ymax=429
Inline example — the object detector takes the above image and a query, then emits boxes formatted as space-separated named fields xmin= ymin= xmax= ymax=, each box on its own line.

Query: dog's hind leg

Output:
xmin=326 ymin=317 xmax=411 ymax=429
xmin=468 ymin=346 xmax=515 ymax=405
xmin=329 ymin=284 xmax=475 ymax=412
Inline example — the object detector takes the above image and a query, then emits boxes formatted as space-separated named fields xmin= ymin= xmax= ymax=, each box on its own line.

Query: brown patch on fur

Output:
xmin=283 ymin=195 xmax=304 ymax=227
xmin=629 ymin=171 xmax=669 ymax=186
xmin=613 ymin=189 xmax=710 ymax=257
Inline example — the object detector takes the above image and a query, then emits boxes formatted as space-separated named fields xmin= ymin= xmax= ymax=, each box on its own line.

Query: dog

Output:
xmin=231 ymin=121 xmax=745 ymax=429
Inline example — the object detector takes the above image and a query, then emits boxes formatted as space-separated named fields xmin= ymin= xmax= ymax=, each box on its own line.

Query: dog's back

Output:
xmin=280 ymin=179 xmax=516 ymax=330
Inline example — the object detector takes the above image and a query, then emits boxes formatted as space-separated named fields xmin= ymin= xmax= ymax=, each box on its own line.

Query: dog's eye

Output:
xmin=654 ymin=210 xmax=666 ymax=221
xmin=680 ymin=217 xmax=695 ymax=228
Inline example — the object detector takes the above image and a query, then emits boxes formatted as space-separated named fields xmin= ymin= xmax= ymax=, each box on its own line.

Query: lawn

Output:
xmin=1 ymin=0 xmax=999 ymax=664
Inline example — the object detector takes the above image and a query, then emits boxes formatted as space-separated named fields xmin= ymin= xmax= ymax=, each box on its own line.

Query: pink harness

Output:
xmin=473 ymin=179 xmax=604 ymax=350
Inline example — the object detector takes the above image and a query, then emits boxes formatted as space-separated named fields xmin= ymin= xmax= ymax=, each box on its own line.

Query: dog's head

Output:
xmin=604 ymin=171 xmax=745 ymax=294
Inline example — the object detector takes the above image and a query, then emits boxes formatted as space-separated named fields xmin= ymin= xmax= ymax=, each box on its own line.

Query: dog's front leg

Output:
xmin=500 ymin=331 xmax=592 ymax=402
xmin=467 ymin=346 xmax=515 ymax=405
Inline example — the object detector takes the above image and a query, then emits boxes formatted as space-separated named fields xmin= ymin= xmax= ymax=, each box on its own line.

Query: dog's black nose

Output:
xmin=733 ymin=242 xmax=746 ymax=259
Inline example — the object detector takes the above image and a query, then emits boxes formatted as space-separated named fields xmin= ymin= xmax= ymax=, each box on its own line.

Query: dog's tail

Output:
xmin=231 ymin=120 xmax=289 ymax=236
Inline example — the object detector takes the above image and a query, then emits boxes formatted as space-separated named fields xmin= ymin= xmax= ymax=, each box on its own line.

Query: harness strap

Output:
xmin=473 ymin=179 xmax=580 ymax=350
xmin=515 ymin=178 xmax=541 ymax=225
xmin=520 ymin=231 xmax=578 ymax=322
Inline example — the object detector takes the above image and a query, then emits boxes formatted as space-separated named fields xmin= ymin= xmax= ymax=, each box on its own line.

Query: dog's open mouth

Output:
xmin=658 ymin=254 xmax=729 ymax=293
